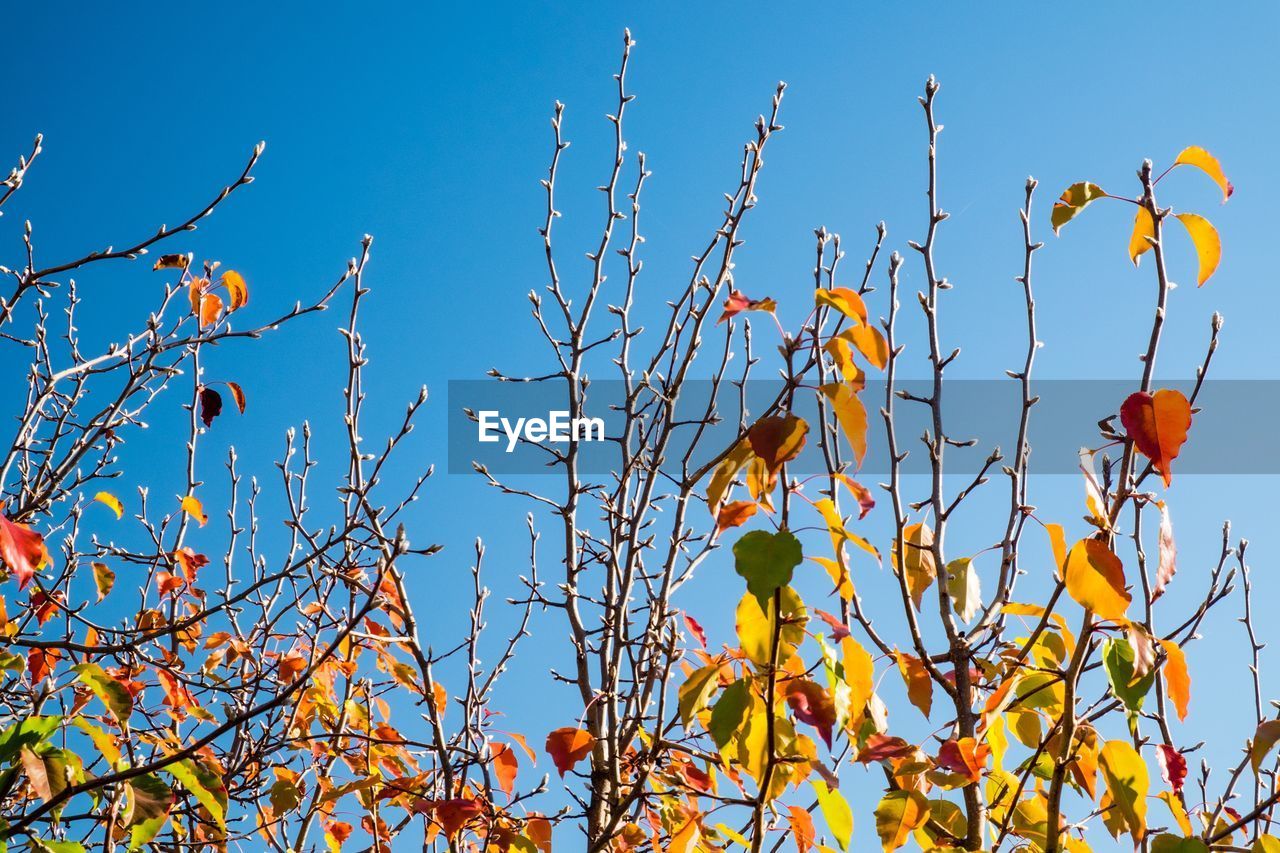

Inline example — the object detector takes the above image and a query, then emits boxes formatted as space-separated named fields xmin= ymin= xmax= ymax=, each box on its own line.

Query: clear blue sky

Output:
xmin=6 ymin=1 xmax=1278 ymax=847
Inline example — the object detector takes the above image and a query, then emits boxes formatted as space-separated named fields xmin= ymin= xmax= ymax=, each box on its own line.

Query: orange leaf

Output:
xmin=199 ymin=291 xmax=224 ymax=328
xmin=226 ymin=381 xmax=247 ymax=414
xmin=188 ymin=277 xmax=208 ymax=314
xmin=1128 ymin=206 xmax=1155 ymax=265
xmin=221 ymin=270 xmax=249 ymax=310
xmin=840 ymin=325 xmax=888 ymax=370
xmin=433 ymin=799 xmax=481 ymax=838
xmin=1120 ymin=389 xmax=1192 ymax=487
xmin=820 ymin=382 xmax=868 ymax=467
xmin=718 ymin=290 xmax=776 ymax=324
xmin=814 ymin=287 xmax=868 ymax=324
xmin=0 ymin=508 xmax=49 ymax=590
xmin=180 ymin=495 xmax=208 ymax=527
xmin=492 ymin=743 xmax=518 ymax=796
xmin=545 ymin=726 xmax=594 ymax=778
xmin=715 ymin=500 xmax=758 ymax=536
xmin=787 ymin=805 xmax=817 ymax=853
xmin=936 ymin=737 xmax=990 ymax=784
xmin=1063 ymin=538 xmax=1130 ymax=622
xmin=1161 ymin=638 xmax=1191 ymax=722
xmin=894 ymin=649 xmax=933 ymax=719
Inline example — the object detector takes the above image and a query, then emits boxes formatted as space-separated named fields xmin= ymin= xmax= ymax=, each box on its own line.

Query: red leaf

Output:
xmin=433 ymin=798 xmax=482 ymax=837
xmin=199 ymin=387 xmax=223 ymax=428
xmin=26 ymin=647 xmax=57 ymax=684
xmin=0 ymin=509 xmax=49 ymax=590
xmin=545 ymin=727 xmax=595 ymax=778
xmin=935 ymin=737 xmax=990 ymax=784
xmin=718 ymin=290 xmax=777 ymax=324
xmin=29 ymin=590 xmax=61 ymax=626
xmin=784 ymin=680 xmax=835 ymax=748
xmin=856 ymin=733 xmax=916 ymax=764
xmin=1157 ymin=744 xmax=1187 ymax=795
xmin=683 ymin=613 xmax=706 ymax=649
xmin=1120 ymin=389 xmax=1192 ymax=487
xmin=814 ymin=609 xmax=851 ymax=642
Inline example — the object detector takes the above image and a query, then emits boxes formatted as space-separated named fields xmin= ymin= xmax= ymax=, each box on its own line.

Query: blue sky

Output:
xmin=6 ymin=1 xmax=1279 ymax=847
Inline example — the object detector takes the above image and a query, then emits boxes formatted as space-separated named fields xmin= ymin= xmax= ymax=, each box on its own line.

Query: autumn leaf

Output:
xmin=492 ymin=742 xmax=518 ymax=796
xmin=1129 ymin=206 xmax=1155 ymax=264
xmin=1156 ymin=744 xmax=1188 ymax=795
xmin=1098 ymin=739 xmax=1148 ymax=844
xmin=715 ymin=500 xmax=757 ymax=535
xmin=1051 ymin=181 xmax=1107 ymax=234
xmin=0 ymin=509 xmax=50 ymax=590
xmin=833 ymin=324 xmax=889 ymax=370
xmin=1174 ymin=212 xmax=1221 ymax=286
xmin=180 ymin=495 xmax=208 ymax=527
xmin=814 ymin=287 xmax=869 ymax=324
xmin=226 ymin=381 xmax=247 ymax=414
xmin=92 ymin=562 xmax=115 ymax=602
xmin=153 ymin=253 xmax=190 ymax=271
xmin=678 ymin=664 xmax=722 ymax=728
xmin=748 ymin=415 xmax=809 ymax=472
xmin=718 ymin=290 xmax=777 ymax=324
xmin=787 ymin=804 xmax=817 ymax=853
xmin=1064 ymin=538 xmax=1130 ymax=622
xmin=1252 ymin=719 xmax=1280 ymax=772
xmin=857 ymin=734 xmax=916 ymax=764
xmin=784 ymin=679 xmax=836 ymax=748
xmin=200 ymin=291 xmax=224 ymax=328
xmin=432 ymin=798 xmax=482 ymax=838
xmin=1120 ymin=389 xmax=1192 ymax=486
xmin=1174 ymin=146 xmax=1233 ymax=202
xmin=199 ymin=387 xmax=224 ymax=427
xmin=874 ymin=789 xmax=929 ymax=852
xmin=892 ymin=523 xmax=936 ymax=610
xmin=545 ymin=727 xmax=594 ymax=777
xmin=945 ymin=557 xmax=981 ymax=623
xmin=707 ymin=439 xmax=754 ymax=512
xmin=71 ymin=662 xmax=133 ymax=723
xmin=709 ymin=678 xmax=751 ymax=751
xmin=221 ymin=270 xmax=249 ymax=310
xmin=895 ymin=649 xmax=933 ymax=719
xmin=935 ymin=737 xmax=990 ymax=785
xmin=1153 ymin=501 xmax=1177 ymax=601
xmin=1161 ymin=638 xmax=1191 ymax=722
xmin=733 ymin=529 xmax=803 ymax=609
xmin=93 ymin=491 xmax=123 ymax=520
xmin=820 ymin=383 xmax=868 ymax=467
xmin=813 ymin=780 xmax=853 ymax=850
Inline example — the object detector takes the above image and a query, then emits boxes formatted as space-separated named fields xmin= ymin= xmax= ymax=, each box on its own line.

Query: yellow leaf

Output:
xmin=1174 ymin=146 xmax=1233 ymax=203
xmin=1157 ymin=790 xmax=1193 ymax=836
xmin=823 ymin=335 xmax=867 ymax=386
xmin=813 ymin=781 xmax=853 ymax=850
xmin=707 ymin=440 xmax=754 ymax=513
xmin=735 ymin=588 xmax=806 ymax=666
xmin=874 ymin=790 xmax=929 ymax=852
xmin=840 ymin=635 xmax=875 ymax=722
xmin=94 ymin=491 xmax=123 ymax=520
xmin=92 ymin=562 xmax=115 ymax=602
xmin=1063 ymin=538 xmax=1129 ymax=622
xmin=1045 ymin=522 xmax=1067 ymax=578
xmin=1173 ymin=212 xmax=1221 ymax=286
xmin=820 ymin=383 xmax=868 ymax=467
xmin=1098 ymin=739 xmax=1148 ymax=845
xmin=1129 ymin=206 xmax=1155 ymax=265
xmin=1052 ymin=182 xmax=1107 ymax=234
xmin=180 ymin=495 xmax=208 ymax=527
xmin=892 ymin=523 xmax=936 ymax=610
xmin=221 ymin=270 xmax=249 ymax=310
xmin=815 ymin=287 xmax=868 ymax=325
xmin=813 ymin=497 xmax=880 ymax=565
xmin=838 ymin=325 xmax=888 ymax=370
xmin=1160 ymin=639 xmax=1191 ymax=722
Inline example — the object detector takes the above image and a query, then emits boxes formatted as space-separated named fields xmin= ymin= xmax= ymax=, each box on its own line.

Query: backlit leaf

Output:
xmin=71 ymin=662 xmax=133 ymax=723
xmin=1253 ymin=720 xmax=1280 ymax=772
xmin=180 ymin=495 xmax=208 ymax=527
xmin=815 ymin=287 xmax=868 ymax=325
xmin=168 ymin=759 xmax=227 ymax=831
xmin=1052 ymin=182 xmax=1107 ymax=234
xmin=820 ymin=383 xmax=868 ymax=467
xmin=92 ymin=562 xmax=115 ymax=602
xmin=892 ymin=523 xmax=936 ymax=610
xmin=734 ymin=529 xmax=803 ymax=609
xmin=709 ymin=679 xmax=751 ymax=751
xmin=226 ymin=381 xmax=247 ymax=414
xmin=1161 ymin=639 xmax=1191 ymax=722
xmin=1156 ymin=744 xmax=1187 ymax=795
xmin=1153 ymin=501 xmax=1177 ymax=600
xmin=874 ymin=790 xmax=929 ymax=852
xmin=707 ymin=439 xmax=755 ymax=512
xmin=1151 ymin=835 xmax=1208 ymax=853
xmin=748 ymin=415 xmax=809 ymax=472
xmin=1103 ymin=638 xmax=1155 ymax=734
xmin=93 ymin=491 xmax=123 ymax=520
xmin=0 ymin=509 xmax=50 ymax=590
xmin=785 ymin=679 xmax=836 ymax=748
xmin=719 ymin=290 xmax=777 ymax=324
xmin=1173 ymin=212 xmax=1221 ymax=286
xmin=492 ymin=743 xmax=518 ymax=796
xmin=221 ymin=270 xmax=249 ymax=310
xmin=945 ymin=557 xmax=981 ymax=623
xmin=1174 ymin=146 xmax=1233 ymax=202
xmin=679 ymin=664 xmax=722 ymax=728
xmin=1129 ymin=206 xmax=1155 ymax=264
xmin=735 ymin=587 xmax=807 ymax=666
xmin=1098 ymin=739 xmax=1148 ymax=844
xmin=1064 ymin=538 xmax=1130 ymax=622
xmin=895 ymin=649 xmax=933 ymax=719
xmin=716 ymin=500 xmax=758 ymax=536
xmin=1120 ymin=389 xmax=1192 ymax=487
xmin=813 ymin=780 xmax=853 ymax=850
xmin=545 ymin=727 xmax=594 ymax=777
xmin=125 ymin=773 xmax=173 ymax=849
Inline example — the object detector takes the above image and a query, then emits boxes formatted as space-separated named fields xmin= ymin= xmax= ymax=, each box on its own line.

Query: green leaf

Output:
xmin=874 ymin=789 xmax=929 ymax=852
xmin=1151 ymin=834 xmax=1208 ymax=853
xmin=813 ymin=780 xmax=853 ymax=850
xmin=168 ymin=759 xmax=227 ymax=831
xmin=269 ymin=778 xmax=302 ymax=816
xmin=1102 ymin=638 xmax=1155 ymax=734
xmin=0 ymin=716 xmax=60 ymax=765
xmin=709 ymin=679 xmax=751 ymax=751
xmin=1051 ymin=181 xmax=1108 ymax=234
xmin=678 ymin=665 xmax=721 ymax=729
xmin=33 ymin=842 xmax=86 ymax=853
xmin=733 ymin=529 xmax=803 ymax=609
xmin=71 ymin=662 xmax=133 ymax=723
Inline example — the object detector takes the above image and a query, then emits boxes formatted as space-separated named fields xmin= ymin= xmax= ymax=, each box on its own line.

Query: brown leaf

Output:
xmin=747 ymin=415 xmax=808 ymax=472
xmin=226 ymin=381 xmax=247 ymax=414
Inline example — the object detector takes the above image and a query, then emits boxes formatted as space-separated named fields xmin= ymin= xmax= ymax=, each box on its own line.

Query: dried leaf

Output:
xmin=1120 ymin=389 xmax=1192 ymax=487
xmin=718 ymin=290 xmax=776 ymax=324
xmin=199 ymin=387 xmax=223 ymax=428
xmin=221 ymin=270 xmax=249 ymax=310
